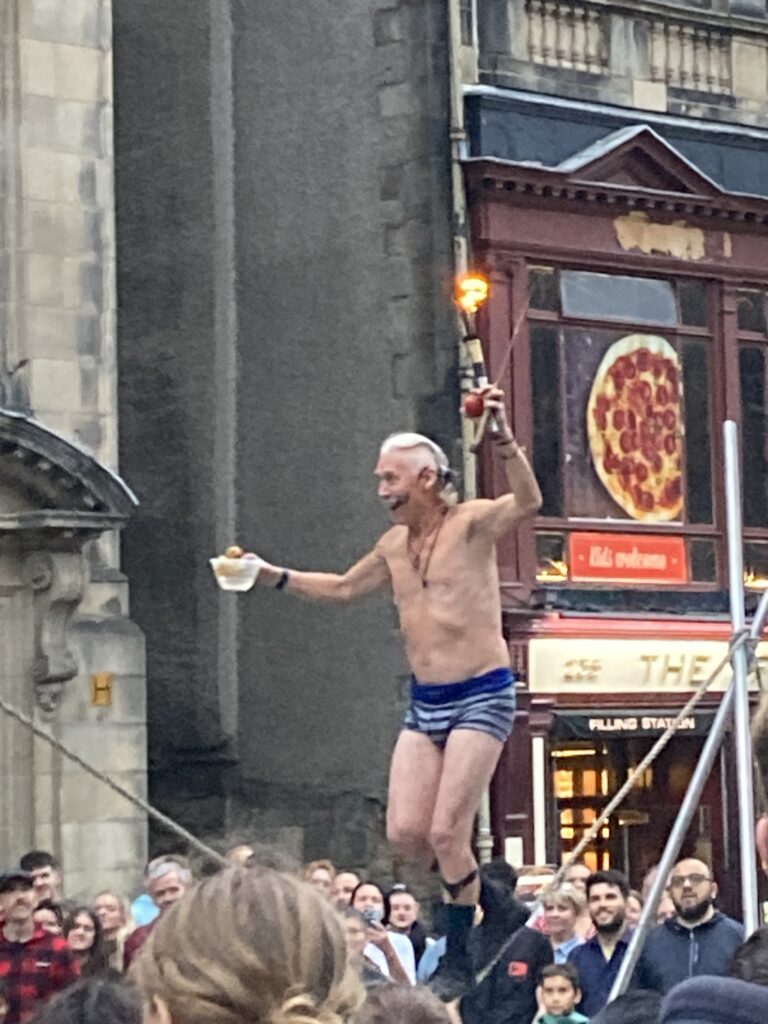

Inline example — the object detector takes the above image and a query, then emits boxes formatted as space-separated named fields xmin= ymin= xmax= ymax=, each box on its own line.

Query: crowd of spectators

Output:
xmin=2 ymin=844 xmax=768 ymax=1024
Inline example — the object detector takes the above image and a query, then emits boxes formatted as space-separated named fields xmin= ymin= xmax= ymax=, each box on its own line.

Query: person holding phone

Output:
xmin=241 ymin=385 xmax=541 ymax=999
xmin=351 ymin=882 xmax=415 ymax=985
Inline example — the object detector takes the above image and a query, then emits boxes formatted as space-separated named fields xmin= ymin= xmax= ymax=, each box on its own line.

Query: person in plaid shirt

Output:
xmin=0 ymin=869 xmax=79 ymax=1024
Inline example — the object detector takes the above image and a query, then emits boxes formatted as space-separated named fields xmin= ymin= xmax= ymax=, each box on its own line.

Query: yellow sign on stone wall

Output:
xmin=90 ymin=672 xmax=113 ymax=707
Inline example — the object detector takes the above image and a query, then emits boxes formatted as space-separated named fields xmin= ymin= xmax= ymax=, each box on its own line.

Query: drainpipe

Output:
xmin=447 ymin=0 xmax=495 ymax=867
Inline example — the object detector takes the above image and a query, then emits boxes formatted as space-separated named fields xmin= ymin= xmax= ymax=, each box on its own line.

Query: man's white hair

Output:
xmin=380 ymin=432 xmax=458 ymax=506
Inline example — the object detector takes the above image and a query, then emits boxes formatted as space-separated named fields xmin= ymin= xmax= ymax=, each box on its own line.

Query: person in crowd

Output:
xmin=563 ymin=863 xmax=595 ymax=939
xmin=729 ymin=925 xmax=768 ymax=985
xmin=568 ymin=870 xmax=632 ymax=1018
xmin=32 ymin=901 xmax=63 ymax=937
xmin=0 ymin=869 xmax=79 ymax=1024
xmin=92 ymin=892 xmax=132 ymax=972
xmin=0 ymin=981 xmax=9 ymax=1024
xmin=62 ymin=908 xmax=110 ymax=979
xmin=459 ymin=859 xmax=553 ymax=1024
xmin=342 ymin=908 xmax=389 ymax=989
xmin=333 ymin=871 xmax=361 ymax=909
xmin=626 ymin=890 xmax=644 ymax=928
xmin=224 ymin=843 xmax=254 ymax=866
xmin=386 ymin=885 xmax=429 ymax=965
xmin=660 ymin=975 xmax=768 ymax=1024
xmin=31 ymin=976 xmax=143 ymax=1024
xmin=305 ymin=859 xmax=336 ymax=899
xmin=641 ymin=865 xmax=675 ymax=924
xmin=538 ymin=963 xmax=589 ymax=1024
xmin=350 ymin=882 xmax=415 ymax=984
xmin=352 ymin=984 xmax=453 ymax=1024
xmin=129 ymin=854 xmax=189 ymax=929
xmin=542 ymin=883 xmax=586 ymax=963
xmin=18 ymin=854 xmax=62 ymax=907
xmin=591 ymin=990 xmax=662 ymax=1024
xmin=564 ymin=862 xmax=590 ymax=894
xmin=123 ymin=859 xmax=191 ymax=968
xmin=131 ymin=866 xmax=364 ymax=1024
xmin=633 ymin=858 xmax=742 ymax=995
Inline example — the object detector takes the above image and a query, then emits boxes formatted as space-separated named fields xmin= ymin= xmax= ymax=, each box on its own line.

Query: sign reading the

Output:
xmin=570 ymin=532 xmax=687 ymax=584
xmin=529 ymin=638 xmax=764 ymax=693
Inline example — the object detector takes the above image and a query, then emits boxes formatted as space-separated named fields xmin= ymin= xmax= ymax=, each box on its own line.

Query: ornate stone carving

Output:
xmin=24 ymin=551 xmax=86 ymax=712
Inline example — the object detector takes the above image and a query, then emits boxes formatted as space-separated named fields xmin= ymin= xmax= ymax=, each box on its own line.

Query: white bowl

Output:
xmin=210 ymin=556 xmax=262 ymax=592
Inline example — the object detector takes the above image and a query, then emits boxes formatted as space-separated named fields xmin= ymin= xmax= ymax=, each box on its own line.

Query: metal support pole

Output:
xmin=609 ymin=683 xmax=735 ymax=999
xmin=724 ymin=420 xmax=760 ymax=935
xmin=611 ymin=586 xmax=768 ymax=998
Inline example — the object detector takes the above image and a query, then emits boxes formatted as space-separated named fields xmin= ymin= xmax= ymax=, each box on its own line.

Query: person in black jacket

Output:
xmin=460 ymin=861 xmax=553 ymax=1024
xmin=634 ymin=858 xmax=743 ymax=994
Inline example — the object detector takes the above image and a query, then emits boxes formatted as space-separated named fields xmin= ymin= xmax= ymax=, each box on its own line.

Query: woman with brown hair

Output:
xmin=131 ymin=866 xmax=364 ymax=1024
xmin=63 ymin=906 xmax=112 ymax=977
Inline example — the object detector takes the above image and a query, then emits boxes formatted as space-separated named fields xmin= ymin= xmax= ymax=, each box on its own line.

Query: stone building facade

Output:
xmin=0 ymin=1 xmax=146 ymax=896
xmin=112 ymin=0 xmax=768 ymax=885
xmin=464 ymin=0 xmax=768 ymax=907
xmin=113 ymin=0 xmax=456 ymax=866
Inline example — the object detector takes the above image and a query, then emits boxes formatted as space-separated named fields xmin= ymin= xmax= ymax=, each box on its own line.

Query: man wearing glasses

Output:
xmin=634 ymin=857 xmax=743 ymax=994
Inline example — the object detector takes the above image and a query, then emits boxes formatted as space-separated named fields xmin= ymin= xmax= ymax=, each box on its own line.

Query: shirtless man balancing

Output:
xmin=246 ymin=385 xmax=541 ymax=997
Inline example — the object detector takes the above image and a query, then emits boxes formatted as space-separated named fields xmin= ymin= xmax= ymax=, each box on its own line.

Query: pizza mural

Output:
xmin=586 ymin=334 xmax=684 ymax=522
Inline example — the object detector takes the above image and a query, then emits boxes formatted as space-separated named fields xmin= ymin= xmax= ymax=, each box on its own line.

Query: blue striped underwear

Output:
xmin=403 ymin=667 xmax=516 ymax=749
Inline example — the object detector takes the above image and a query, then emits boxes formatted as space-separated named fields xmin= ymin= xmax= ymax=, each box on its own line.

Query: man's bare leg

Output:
xmin=387 ymin=730 xmax=444 ymax=870
xmin=428 ymin=729 xmax=505 ymax=998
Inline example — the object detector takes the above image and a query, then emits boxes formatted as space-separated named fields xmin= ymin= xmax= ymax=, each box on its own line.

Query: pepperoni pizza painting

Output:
xmin=587 ymin=334 xmax=684 ymax=522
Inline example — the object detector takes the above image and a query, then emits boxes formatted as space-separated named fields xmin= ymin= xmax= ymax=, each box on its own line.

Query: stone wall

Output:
xmin=0 ymin=0 xmax=147 ymax=897
xmin=114 ymin=0 xmax=456 ymax=866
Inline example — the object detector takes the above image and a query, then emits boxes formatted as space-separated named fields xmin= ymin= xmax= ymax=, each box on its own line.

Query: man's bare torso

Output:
xmin=377 ymin=502 xmax=509 ymax=684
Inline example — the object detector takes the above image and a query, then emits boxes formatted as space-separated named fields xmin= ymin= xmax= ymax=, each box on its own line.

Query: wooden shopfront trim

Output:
xmin=465 ymin=129 xmax=768 ymax=596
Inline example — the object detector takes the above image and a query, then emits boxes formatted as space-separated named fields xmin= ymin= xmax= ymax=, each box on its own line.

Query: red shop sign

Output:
xmin=569 ymin=532 xmax=688 ymax=584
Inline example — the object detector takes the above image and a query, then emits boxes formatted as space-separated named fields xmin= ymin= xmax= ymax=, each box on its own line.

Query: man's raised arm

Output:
xmin=256 ymin=546 xmax=390 ymax=602
xmin=468 ymin=385 xmax=542 ymax=540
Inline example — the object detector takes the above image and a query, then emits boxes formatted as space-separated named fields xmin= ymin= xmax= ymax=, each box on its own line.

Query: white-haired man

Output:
xmin=248 ymin=385 xmax=541 ymax=998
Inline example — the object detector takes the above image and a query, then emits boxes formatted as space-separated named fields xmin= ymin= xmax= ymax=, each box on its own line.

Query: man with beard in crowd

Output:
xmin=569 ymin=870 xmax=632 ymax=1017
xmin=634 ymin=857 xmax=742 ymax=994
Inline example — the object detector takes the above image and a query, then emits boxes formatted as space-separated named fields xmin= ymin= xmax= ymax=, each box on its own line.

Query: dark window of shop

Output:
xmin=527 ymin=265 xmax=718 ymax=587
xmin=737 ymin=287 xmax=768 ymax=587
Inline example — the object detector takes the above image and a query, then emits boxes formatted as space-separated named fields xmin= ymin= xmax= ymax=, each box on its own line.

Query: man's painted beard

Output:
xmin=594 ymin=910 xmax=625 ymax=935
xmin=673 ymin=895 xmax=713 ymax=922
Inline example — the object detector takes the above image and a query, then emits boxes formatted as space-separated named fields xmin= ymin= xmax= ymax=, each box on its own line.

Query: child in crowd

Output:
xmin=539 ymin=963 xmax=590 ymax=1024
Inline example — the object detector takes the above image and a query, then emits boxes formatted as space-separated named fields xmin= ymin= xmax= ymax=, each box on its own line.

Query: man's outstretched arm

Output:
xmin=256 ymin=546 xmax=390 ymax=602
xmin=468 ymin=385 xmax=542 ymax=539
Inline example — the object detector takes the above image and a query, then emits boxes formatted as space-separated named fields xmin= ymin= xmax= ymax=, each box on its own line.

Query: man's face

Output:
xmin=389 ymin=893 xmax=418 ymax=930
xmin=0 ymin=883 xmax=36 ymax=925
xmin=308 ymin=868 xmax=334 ymax=899
xmin=151 ymin=872 xmax=187 ymax=912
xmin=375 ymin=452 xmax=432 ymax=525
xmin=668 ymin=859 xmax=716 ymax=922
xmin=30 ymin=866 xmax=61 ymax=903
xmin=332 ymin=871 xmax=360 ymax=908
xmin=540 ymin=977 xmax=579 ymax=1017
xmin=588 ymin=883 xmax=626 ymax=934
xmin=564 ymin=864 xmax=591 ymax=893
xmin=543 ymin=899 xmax=578 ymax=940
